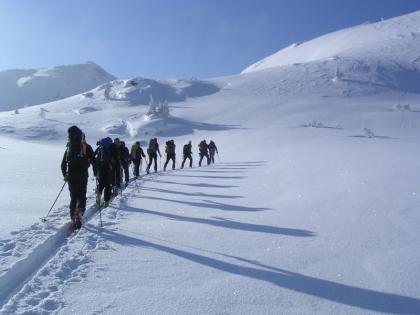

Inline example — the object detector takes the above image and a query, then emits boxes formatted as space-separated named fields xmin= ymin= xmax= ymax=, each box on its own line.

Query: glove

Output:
xmin=63 ymin=175 xmax=68 ymax=182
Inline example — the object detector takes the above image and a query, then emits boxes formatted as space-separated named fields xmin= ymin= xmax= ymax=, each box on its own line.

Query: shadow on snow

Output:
xmin=86 ymin=226 xmax=420 ymax=314
xmin=121 ymin=206 xmax=312 ymax=237
xmin=137 ymin=195 xmax=269 ymax=212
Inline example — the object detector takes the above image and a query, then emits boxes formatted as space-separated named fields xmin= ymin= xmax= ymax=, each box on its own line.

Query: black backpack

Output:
xmin=66 ymin=126 xmax=88 ymax=167
xmin=183 ymin=144 xmax=191 ymax=155
xmin=166 ymin=141 xmax=175 ymax=154
xmin=147 ymin=139 xmax=156 ymax=155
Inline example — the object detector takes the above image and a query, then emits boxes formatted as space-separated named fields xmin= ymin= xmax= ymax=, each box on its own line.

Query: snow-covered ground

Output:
xmin=1 ymin=11 xmax=420 ymax=314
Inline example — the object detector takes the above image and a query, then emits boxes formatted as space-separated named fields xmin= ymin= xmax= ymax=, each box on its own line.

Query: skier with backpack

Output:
xmin=131 ymin=141 xmax=146 ymax=178
xmin=120 ymin=141 xmax=130 ymax=187
xmin=93 ymin=137 xmax=113 ymax=208
xmin=208 ymin=140 xmax=219 ymax=164
xmin=146 ymin=138 xmax=161 ymax=174
xmin=163 ymin=139 xmax=176 ymax=171
xmin=61 ymin=125 xmax=94 ymax=229
xmin=198 ymin=139 xmax=210 ymax=167
xmin=181 ymin=141 xmax=193 ymax=169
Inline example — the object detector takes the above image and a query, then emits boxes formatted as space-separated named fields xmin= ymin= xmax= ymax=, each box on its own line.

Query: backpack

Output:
xmin=131 ymin=143 xmax=139 ymax=160
xmin=183 ymin=144 xmax=191 ymax=155
xmin=147 ymin=139 xmax=156 ymax=155
xmin=98 ymin=137 xmax=113 ymax=165
xmin=199 ymin=141 xmax=207 ymax=151
xmin=66 ymin=126 xmax=88 ymax=166
xmin=166 ymin=140 xmax=175 ymax=154
xmin=208 ymin=141 xmax=216 ymax=152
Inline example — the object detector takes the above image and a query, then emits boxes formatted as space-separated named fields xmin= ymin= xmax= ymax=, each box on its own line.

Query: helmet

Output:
xmin=114 ymin=138 xmax=120 ymax=144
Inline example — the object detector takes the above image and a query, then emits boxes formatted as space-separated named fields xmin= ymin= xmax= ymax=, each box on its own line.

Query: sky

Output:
xmin=0 ymin=0 xmax=420 ymax=79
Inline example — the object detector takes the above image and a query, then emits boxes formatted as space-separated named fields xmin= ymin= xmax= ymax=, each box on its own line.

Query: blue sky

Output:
xmin=0 ymin=0 xmax=420 ymax=79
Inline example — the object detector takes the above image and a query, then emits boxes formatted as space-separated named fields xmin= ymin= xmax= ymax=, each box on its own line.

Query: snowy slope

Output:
xmin=1 ymin=11 xmax=420 ymax=315
xmin=0 ymin=62 xmax=115 ymax=111
xmin=243 ymin=11 xmax=420 ymax=73
xmin=242 ymin=11 xmax=420 ymax=96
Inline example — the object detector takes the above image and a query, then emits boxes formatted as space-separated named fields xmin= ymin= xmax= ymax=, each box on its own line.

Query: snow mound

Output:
xmin=0 ymin=62 xmax=115 ymax=111
xmin=93 ymin=77 xmax=221 ymax=105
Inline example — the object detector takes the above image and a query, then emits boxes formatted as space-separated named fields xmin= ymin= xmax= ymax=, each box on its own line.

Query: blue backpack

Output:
xmin=98 ymin=137 xmax=113 ymax=164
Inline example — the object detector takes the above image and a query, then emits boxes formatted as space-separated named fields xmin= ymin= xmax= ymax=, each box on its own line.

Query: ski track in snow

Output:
xmin=0 ymin=173 xmax=158 ymax=314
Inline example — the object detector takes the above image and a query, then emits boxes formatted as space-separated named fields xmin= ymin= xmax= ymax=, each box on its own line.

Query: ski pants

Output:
xmin=97 ymin=166 xmax=112 ymax=202
xmin=147 ymin=153 xmax=158 ymax=172
xmin=209 ymin=150 xmax=216 ymax=164
xmin=199 ymin=152 xmax=210 ymax=166
xmin=181 ymin=154 xmax=192 ymax=168
xmin=68 ymin=175 xmax=88 ymax=219
xmin=112 ymin=160 xmax=122 ymax=188
xmin=164 ymin=153 xmax=176 ymax=170
xmin=133 ymin=159 xmax=142 ymax=177
xmin=122 ymin=160 xmax=130 ymax=183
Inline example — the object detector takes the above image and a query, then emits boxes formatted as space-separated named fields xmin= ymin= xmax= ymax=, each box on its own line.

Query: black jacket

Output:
xmin=61 ymin=142 xmax=93 ymax=179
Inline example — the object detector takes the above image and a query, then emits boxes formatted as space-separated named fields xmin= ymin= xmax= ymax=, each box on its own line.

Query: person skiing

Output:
xmin=131 ymin=141 xmax=146 ymax=178
xmin=61 ymin=126 xmax=93 ymax=229
xmin=181 ymin=141 xmax=193 ymax=169
xmin=208 ymin=140 xmax=219 ymax=164
xmin=163 ymin=139 xmax=176 ymax=171
xmin=146 ymin=137 xmax=161 ymax=174
xmin=198 ymin=139 xmax=210 ymax=167
xmin=120 ymin=141 xmax=130 ymax=187
xmin=94 ymin=137 xmax=113 ymax=208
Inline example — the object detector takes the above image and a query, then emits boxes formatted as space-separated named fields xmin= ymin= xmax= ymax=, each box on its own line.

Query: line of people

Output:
xmin=61 ymin=125 xmax=220 ymax=228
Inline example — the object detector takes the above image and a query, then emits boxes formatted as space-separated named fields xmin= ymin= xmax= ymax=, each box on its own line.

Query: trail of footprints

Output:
xmin=0 ymin=175 xmax=147 ymax=314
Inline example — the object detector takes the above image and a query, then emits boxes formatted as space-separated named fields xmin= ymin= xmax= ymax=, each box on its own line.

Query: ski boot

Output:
xmin=73 ymin=209 xmax=83 ymax=230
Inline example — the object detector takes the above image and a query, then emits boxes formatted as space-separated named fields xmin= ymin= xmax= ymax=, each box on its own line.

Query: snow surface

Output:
xmin=0 ymin=62 xmax=115 ymax=111
xmin=1 ymin=11 xmax=420 ymax=314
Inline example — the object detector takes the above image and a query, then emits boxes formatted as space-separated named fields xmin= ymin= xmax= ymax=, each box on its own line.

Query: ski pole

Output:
xmin=41 ymin=181 xmax=67 ymax=222
xmin=99 ymin=208 xmax=103 ymax=227
xmin=217 ymin=152 xmax=221 ymax=163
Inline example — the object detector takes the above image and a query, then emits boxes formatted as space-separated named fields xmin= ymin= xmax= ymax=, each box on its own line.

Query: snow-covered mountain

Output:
xmin=242 ymin=11 xmax=420 ymax=95
xmin=1 ymin=11 xmax=420 ymax=315
xmin=0 ymin=62 xmax=115 ymax=111
xmin=243 ymin=11 xmax=420 ymax=73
